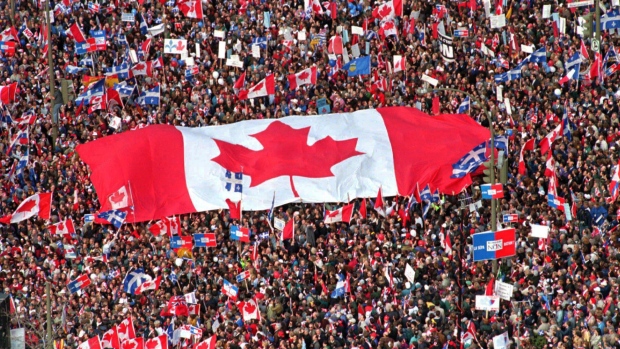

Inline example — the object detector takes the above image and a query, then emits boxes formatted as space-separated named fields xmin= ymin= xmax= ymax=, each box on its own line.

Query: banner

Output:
xmin=494 ymin=280 xmax=513 ymax=301
xmin=438 ymin=32 xmax=455 ymax=63
xmin=475 ymin=295 xmax=500 ymax=311
xmin=472 ymin=228 xmax=516 ymax=262
xmin=164 ymin=39 xmax=188 ymax=54
xmin=77 ymin=107 xmax=490 ymax=222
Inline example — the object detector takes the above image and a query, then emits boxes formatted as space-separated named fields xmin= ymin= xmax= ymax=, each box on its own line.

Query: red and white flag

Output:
xmin=141 ymin=38 xmax=152 ymax=58
xmin=374 ymin=187 xmax=386 ymax=217
xmin=77 ymin=107 xmax=491 ymax=223
xmin=539 ymin=123 xmax=561 ymax=155
xmin=580 ymin=40 xmax=589 ymax=60
xmin=134 ymin=275 xmax=162 ymax=294
xmin=324 ymin=203 xmax=354 ymax=224
xmin=78 ymin=337 xmax=103 ymax=349
xmin=178 ymin=0 xmax=203 ymax=19
xmin=287 ymin=66 xmax=317 ymax=90
xmin=518 ymin=138 xmax=535 ymax=175
xmin=380 ymin=20 xmax=398 ymax=37
xmin=88 ymin=94 xmax=107 ymax=114
xmin=328 ymin=35 xmax=343 ymax=55
xmin=233 ymin=71 xmax=246 ymax=91
xmin=120 ymin=338 xmax=143 ymax=349
xmin=238 ymin=298 xmax=261 ymax=321
xmin=117 ymin=317 xmax=136 ymax=342
xmin=0 ymin=192 xmax=52 ymax=224
xmin=148 ymin=216 xmax=180 ymax=236
xmin=359 ymin=198 xmax=367 ymax=219
xmin=48 ymin=218 xmax=75 ymax=237
xmin=0 ymin=82 xmax=17 ymax=104
xmin=310 ymin=0 xmax=324 ymax=14
xmin=188 ymin=303 xmax=201 ymax=315
xmin=0 ymin=26 xmax=19 ymax=42
xmin=66 ymin=23 xmax=86 ymax=43
xmin=393 ymin=55 xmax=406 ymax=73
xmin=371 ymin=0 xmax=403 ymax=19
xmin=282 ymin=219 xmax=294 ymax=240
xmin=193 ymin=335 xmax=217 ymax=349
xmin=100 ymin=185 xmax=133 ymax=211
xmin=101 ymin=327 xmax=120 ymax=349
xmin=107 ymin=87 xmax=124 ymax=110
xmin=485 ymin=277 xmax=495 ymax=295
xmin=238 ymin=75 xmax=275 ymax=100
xmin=144 ymin=335 xmax=168 ymax=349
xmin=131 ymin=61 xmax=153 ymax=77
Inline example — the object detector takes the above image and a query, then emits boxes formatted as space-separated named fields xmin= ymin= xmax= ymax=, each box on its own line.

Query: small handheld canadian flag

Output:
xmin=393 ymin=55 xmax=406 ymax=73
xmin=287 ymin=66 xmax=317 ymax=90
xmin=374 ymin=187 xmax=386 ymax=217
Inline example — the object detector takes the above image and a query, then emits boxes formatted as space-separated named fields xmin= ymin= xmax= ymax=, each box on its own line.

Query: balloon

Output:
xmin=554 ymin=89 xmax=561 ymax=96
xmin=217 ymin=78 xmax=224 ymax=85
xmin=175 ymin=258 xmax=183 ymax=267
xmin=212 ymin=71 xmax=220 ymax=79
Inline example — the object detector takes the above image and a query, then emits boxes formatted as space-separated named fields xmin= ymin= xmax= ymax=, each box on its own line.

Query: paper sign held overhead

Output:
xmin=351 ymin=44 xmax=360 ymax=57
xmin=164 ymin=39 xmax=188 ymax=54
xmin=218 ymin=41 xmax=226 ymax=59
xmin=252 ymin=45 xmax=260 ymax=58
xmin=405 ymin=264 xmax=416 ymax=284
xmin=494 ymin=280 xmax=514 ymax=300
xmin=298 ymin=31 xmax=307 ymax=41
xmin=274 ymin=218 xmax=285 ymax=231
xmin=475 ymin=295 xmax=501 ymax=311
xmin=214 ymin=30 xmax=225 ymax=39
xmin=567 ymin=0 xmax=593 ymax=7
xmin=121 ymin=13 xmax=135 ymax=22
xmin=542 ymin=4 xmax=551 ymax=18
xmin=490 ymin=15 xmax=506 ymax=28
xmin=421 ymin=74 xmax=439 ymax=86
xmin=521 ymin=44 xmax=534 ymax=53
xmin=196 ymin=43 xmax=201 ymax=58
xmin=352 ymin=26 xmax=364 ymax=35
xmin=530 ymin=224 xmax=549 ymax=238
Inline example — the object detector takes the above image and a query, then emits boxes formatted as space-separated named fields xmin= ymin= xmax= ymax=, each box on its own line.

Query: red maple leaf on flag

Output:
xmin=383 ymin=22 xmax=394 ymax=30
xmin=250 ymin=81 xmax=264 ymax=92
xmin=145 ymin=339 xmax=160 ymax=349
xmin=211 ymin=121 xmax=363 ymax=197
xmin=378 ymin=4 xmax=392 ymax=18
xmin=15 ymin=199 xmax=37 ymax=213
xmin=244 ymin=302 xmax=256 ymax=314
xmin=58 ymin=222 xmax=65 ymax=231
xmin=110 ymin=191 xmax=126 ymax=204
xmin=297 ymin=71 xmax=309 ymax=80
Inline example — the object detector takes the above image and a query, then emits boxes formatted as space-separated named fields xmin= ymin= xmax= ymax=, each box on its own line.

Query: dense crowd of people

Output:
xmin=1 ymin=0 xmax=620 ymax=348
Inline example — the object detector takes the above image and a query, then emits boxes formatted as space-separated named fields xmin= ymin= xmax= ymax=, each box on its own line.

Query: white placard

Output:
xmin=475 ymin=295 xmax=501 ymax=311
xmin=405 ymin=264 xmax=416 ymax=284
xmin=196 ymin=43 xmax=201 ymax=58
xmin=342 ymin=47 xmax=350 ymax=63
xmin=129 ymin=49 xmax=138 ymax=64
xmin=109 ymin=116 xmax=122 ymax=130
xmin=494 ymin=281 xmax=514 ymax=300
xmin=11 ymin=328 xmax=25 ymax=349
xmin=328 ymin=54 xmax=337 ymax=61
xmin=521 ymin=44 xmax=534 ymax=53
xmin=531 ymin=224 xmax=549 ymax=238
xmin=122 ymin=13 xmax=135 ymax=22
xmin=164 ymin=39 xmax=188 ymax=54
xmin=481 ymin=43 xmax=495 ymax=57
xmin=48 ymin=10 xmax=54 ymax=24
xmin=567 ymin=0 xmax=593 ymax=7
xmin=559 ymin=17 xmax=566 ymax=34
xmin=483 ymin=0 xmax=491 ymax=17
xmin=218 ymin=41 xmax=226 ymax=59
xmin=490 ymin=15 xmax=506 ymax=28
xmin=421 ymin=74 xmax=438 ymax=86
xmin=252 ymin=45 xmax=260 ymax=58
xmin=493 ymin=332 xmax=510 ymax=349
xmin=614 ymin=0 xmax=619 ymax=7
xmin=542 ymin=4 xmax=551 ymax=18
xmin=497 ymin=85 xmax=503 ymax=102
xmin=564 ymin=203 xmax=572 ymax=220
xmin=504 ymin=98 xmax=512 ymax=115
xmin=226 ymin=59 xmax=243 ymax=68
xmin=298 ymin=31 xmax=307 ymax=41
xmin=274 ymin=218 xmax=285 ymax=231
xmin=214 ymin=30 xmax=225 ymax=39
xmin=352 ymin=26 xmax=364 ymax=35
xmin=180 ymin=50 xmax=188 ymax=61
xmin=351 ymin=44 xmax=360 ymax=57
xmin=185 ymin=57 xmax=195 ymax=66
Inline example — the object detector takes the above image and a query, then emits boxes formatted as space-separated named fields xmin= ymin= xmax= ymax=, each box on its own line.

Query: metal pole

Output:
xmin=423 ymin=87 xmax=497 ymax=272
xmin=9 ymin=0 xmax=14 ymax=25
xmin=45 ymin=0 xmax=58 ymax=151
xmin=46 ymin=282 xmax=52 ymax=349
xmin=595 ymin=0 xmax=601 ymax=44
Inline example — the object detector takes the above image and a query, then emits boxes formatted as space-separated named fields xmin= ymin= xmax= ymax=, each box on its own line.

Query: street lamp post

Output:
xmin=45 ymin=0 xmax=58 ymax=151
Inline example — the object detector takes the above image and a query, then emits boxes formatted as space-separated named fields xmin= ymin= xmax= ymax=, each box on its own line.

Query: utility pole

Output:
xmin=9 ymin=0 xmax=14 ymax=25
xmin=419 ymin=86 xmax=497 ymax=273
xmin=46 ymin=282 xmax=52 ymax=349
xmin=45 ymin=0 xmax=58 ymax=150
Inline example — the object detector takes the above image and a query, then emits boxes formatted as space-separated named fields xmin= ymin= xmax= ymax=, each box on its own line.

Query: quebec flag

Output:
xmin=123 ymin=268 xmax=152 ymax=294
xmin=331 ymin=274 xmax=346 ymax=298
xmin=472 ymin=228 xmax=516 ymax=262
xmin=136 ymin=85 xmax=160 ymax=106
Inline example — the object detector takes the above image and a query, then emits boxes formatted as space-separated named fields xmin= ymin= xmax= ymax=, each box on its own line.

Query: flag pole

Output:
xmin=128 ymin=180 xmax=136 ymax=221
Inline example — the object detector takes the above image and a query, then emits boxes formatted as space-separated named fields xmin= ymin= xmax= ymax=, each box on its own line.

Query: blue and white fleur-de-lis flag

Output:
xmin=224 ymin=170 xmax=243 ymax=193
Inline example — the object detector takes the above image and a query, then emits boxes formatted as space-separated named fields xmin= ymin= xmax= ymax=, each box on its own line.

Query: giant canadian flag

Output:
xmin=77 ymin=107 xmax=489 ymax=222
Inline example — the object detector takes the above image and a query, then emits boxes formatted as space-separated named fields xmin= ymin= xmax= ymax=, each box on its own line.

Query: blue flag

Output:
xmin=342 ymin=56 xmax=371 ymax=76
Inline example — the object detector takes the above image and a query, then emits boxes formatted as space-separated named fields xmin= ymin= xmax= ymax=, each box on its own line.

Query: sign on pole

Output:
xmin=472 ymin=228 xmax=516 ymax=262
xmin=494 ymin=280 xmax=514 ymax=300
xmin=592 ymin=38 xmax=600 ymax=53
xmin=475 ymin=295 xmax=500 ymax=311
xmin=274 ymin=218 xmax=285 ymax=231
xmin=567 ymin=0 xmax=594 ymax=7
